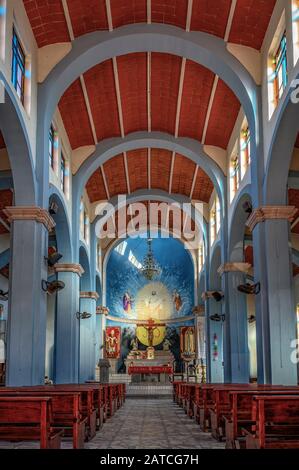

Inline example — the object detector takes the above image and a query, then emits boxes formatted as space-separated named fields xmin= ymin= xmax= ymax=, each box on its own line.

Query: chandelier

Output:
xmin=141 ymin=239 xmax=161 ymax=281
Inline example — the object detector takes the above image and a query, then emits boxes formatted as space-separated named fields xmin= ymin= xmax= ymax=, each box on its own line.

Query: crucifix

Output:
xmin=138 ymin=318 xmax=165 ymax=348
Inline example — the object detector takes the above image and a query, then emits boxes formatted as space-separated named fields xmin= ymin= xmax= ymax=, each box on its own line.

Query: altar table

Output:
xmin=128 ymin=366 xmax=173 ymax=375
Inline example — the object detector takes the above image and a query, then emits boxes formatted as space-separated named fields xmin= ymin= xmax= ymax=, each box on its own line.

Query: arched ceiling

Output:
xmin=24 ymin=0 xmax=276 ymax=50
xmin=23 ymin=1 xmax=276 ymax=206
xmin=86 ymin=150 xmax=214 ymax=203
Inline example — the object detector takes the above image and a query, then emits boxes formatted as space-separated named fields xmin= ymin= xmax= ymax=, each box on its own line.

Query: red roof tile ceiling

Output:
xmin=127 ymin=149 xmax=148 ymax=192
xmin=205 ymin=79 xmax=241 ymax=150
xmin=58 ymin=79 xmax=94 ymax=149
xmin=24 ymin=0 xmax=275 ymax=51
xmin=86 ymin=169 xmax=107 ymax=203
xmin=103 ymin=154 xmax=128 ymax=197
xmin=66 ymin=0 xmax=108 ymax=37
xmin=23 ymin=0 xmax=70 ymax=48
xmin=190 ymin=0 xmax=231 ymax=38
xmin=86 ymin=149 xmax=213 ymax=204
xmin=151 ymin=148 xmax=172 ymax=193
xmin=83 ymin=60 xmax=121 ymax=141
xmin=228 ymin=0 xmax=276 ymax=50
xmin=178 ymin=60 xmax=215 ymax=141
xmin=117 ymin=53 xmax=147 ymax=135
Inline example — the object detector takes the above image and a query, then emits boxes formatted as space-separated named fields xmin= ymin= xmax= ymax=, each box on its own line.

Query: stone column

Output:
xmin=218 ymin=263 xmax=251 ymax=383
xmin=4 ymin=207 xmax=54 ymax=386
xmin=247 ymin=206 xmax=298 ymax=385
xmin=96 ymin=307 xmax=108 ymax=360
xmin=79 ymin=291 xmax=99 ymax=383
xmin=54 ymin=263 xmax=84 ymax=384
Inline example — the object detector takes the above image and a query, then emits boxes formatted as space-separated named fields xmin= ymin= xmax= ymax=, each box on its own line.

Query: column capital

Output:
xmin=218 ymin=262 xmax=252 ymax=276
xmin=3 ymin=206 xmax=55 ymax=231
xmin=80 ymin=291 xmax=99 ymax=301
xmin=96 ymin=306 xmax=109 ymax=315
xmin=246 ymin=206 xmax=297 ymax=232
xmin=55 ymin=263 xmax=85 ymax=277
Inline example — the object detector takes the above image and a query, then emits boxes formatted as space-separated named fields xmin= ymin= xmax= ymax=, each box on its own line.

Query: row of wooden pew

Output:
xmin=0 ymin=383 xmax=126 ymax=449
xmin=173 ymin=382 xmax=299 ymax=449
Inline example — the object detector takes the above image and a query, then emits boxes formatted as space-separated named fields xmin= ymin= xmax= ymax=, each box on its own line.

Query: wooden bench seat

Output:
xmin=0 ymin=389 xmax=87 ymax=449
xmin=243 ymin=395 xmax=299 ymax=449
xmin=0 ymin=397 xmax=62 ymax=449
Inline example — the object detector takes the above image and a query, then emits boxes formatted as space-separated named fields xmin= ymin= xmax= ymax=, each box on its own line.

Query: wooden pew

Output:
xmin=225 ymin=388 xmax=299 ymax=448
xmin=0 ymin=389 xmax=87 ymax=449
xmin=244 ymin=395 xmax=299 ymax=449
xmin=0 ymin=397 xmax=62 ymax=449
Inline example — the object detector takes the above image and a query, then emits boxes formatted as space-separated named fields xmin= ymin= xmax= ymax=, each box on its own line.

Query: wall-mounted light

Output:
xmin=42 ymin=280 xmax=65 ymax=295
xmin=242 ymin=201 xmax=253 ymax=215
xmin=237 ymin=282 xmax=260 ymax=295
xmin=45 ymin=252 xmax=63 ymax=267
xmin=49 ymin=201 xmax=59 ymax=215
xmin=210 ymin=313 xmax=225 ymax=322
xmin=248 ymin=315 xmax=256 ymax=324
xmin=76 ymin=311 xmax=92 ymax=320
xmin=0 ymin=290 xmax=8 ymax=302
xmin=201 ymin=291 xmax=224 ymax=302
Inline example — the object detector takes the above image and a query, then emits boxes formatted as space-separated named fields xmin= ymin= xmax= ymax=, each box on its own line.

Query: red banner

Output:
xmin=128 ymin=366 xmax=172 ymax=375
xmin=104 ymin=327 xmax=121 ymax=359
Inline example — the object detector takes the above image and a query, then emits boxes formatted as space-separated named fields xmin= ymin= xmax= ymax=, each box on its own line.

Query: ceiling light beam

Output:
xmin=101 ymin=165 xmax=110 ymax=200
xmin=190 ymin=165 xmax=199 ymax=199
xmin=123 ymin=152 xmax=131 ymax=194
xmin=169 ymin=152 xmax=176 ymax=194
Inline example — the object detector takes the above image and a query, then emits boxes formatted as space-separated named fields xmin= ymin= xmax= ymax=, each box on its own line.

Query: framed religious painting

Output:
xmin=104 ymin=326 xmax=121 ymax=359
xmin=180 ymin=326 xmax=196 ymax=360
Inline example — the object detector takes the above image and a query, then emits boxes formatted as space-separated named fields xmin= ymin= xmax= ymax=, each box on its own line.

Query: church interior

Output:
xmin=0 ymin=0 xmax=299 ymax=453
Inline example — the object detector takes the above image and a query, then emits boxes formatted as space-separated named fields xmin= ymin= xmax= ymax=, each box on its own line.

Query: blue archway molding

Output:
xmin=264 ymin=77 xmax=299 ymax=205
xmin=228 ymin=190 xmax=252 ymax=262
xmin=37 ymin=24 xmax=259 ymax=207
xmin=79 ymin=243 xmax=92 ymax=292
xmin=49 ymin=186 xmax=73 ymax=262
xmin=0 ymin=73 xmax=36 ymax=205
xmin=92 ymin=188 xmax=208 ymax=249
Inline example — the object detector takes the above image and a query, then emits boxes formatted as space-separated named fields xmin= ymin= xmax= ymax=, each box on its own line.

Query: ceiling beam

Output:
xmin=105 ymin=0 xmax=113 ymax=32
xmin=186 ymin=0 xmax=193 ymax=32
xmin=201 ymin=0 xmax=237 ymax=145
xmin=101 ymin=166 xmax=110 ymax=200
xmin=123 ymin=152 xmax=131 ymax=194
xmin=147 ymin=0 xmax=151 ymax=24
xmin=174 ymin=58 xmax=186 ymax=138
xmin=190 ymin=165 xmax=199 ymax=199
xmin=147 ymin=52 xmax=151 ymax=133
xmin=62 ymin=0 xmax=97 ymax=145
xmin=169 ymin=151 xmax=176 ymax=194
xmin=148 ymin=148 xmax=151 ymax=189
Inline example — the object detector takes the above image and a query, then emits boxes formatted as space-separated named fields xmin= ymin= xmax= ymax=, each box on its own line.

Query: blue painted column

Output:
xmin=219 ymin=264 xmax=250 ymax=383
xmin=208 ymin=297 xmax=224 ymax=383
xmin=4 ymin=208 xmax=53 ymax=386
xmin=54 ymin=264 xmax=83 ymax=384
xmin=79 ymin=292 xmax=98 ymax=383
xmin=249 ymin=210 xmax=298 ymax=385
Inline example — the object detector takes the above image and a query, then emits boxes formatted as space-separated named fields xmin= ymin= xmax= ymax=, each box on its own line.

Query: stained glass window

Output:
xmin=273 ymin=32 xmax=288 ymax=104
xmin=12 ymin=28 xmax=25 ymax=103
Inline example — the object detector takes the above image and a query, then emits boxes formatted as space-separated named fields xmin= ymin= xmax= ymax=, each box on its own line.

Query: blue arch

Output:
xmin=49 ymin=186 xmax=73 ymax=262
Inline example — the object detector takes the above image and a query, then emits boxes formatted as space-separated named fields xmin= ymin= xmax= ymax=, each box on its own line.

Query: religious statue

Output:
xmin=140 ymin=319 xmax=165 ymax=348
xmin=123 ymin=292 xmax=133 ymax=314
xmin=130 ymin=337 xmax=139 ymax=351
xmin=163 ymin=338 xmax=171 ymax=351
xmin=185 ymin=327 xmax=195 ymax=354
xmin=173 ymin=290 xmax=182 ymax=312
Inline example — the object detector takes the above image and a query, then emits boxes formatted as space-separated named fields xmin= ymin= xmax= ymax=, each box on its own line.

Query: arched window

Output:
xmin=198 ymin=243 xmax=205 ymax=273
xmin=80 ymin=198 xmax=85 ymax=239
xmin=0 ymin=1 xmax=6 ymax=61
xmin=210 ymin=196 xmax=220 ymax=247
xmin=292 ymin=0 xmax=299 ymax=65
xmin=240 ymin=125 xmax=251 ymax=179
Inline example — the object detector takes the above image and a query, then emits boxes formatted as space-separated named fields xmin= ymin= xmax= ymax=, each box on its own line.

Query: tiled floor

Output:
xmin=0 ymin=398 xmax=225 ymax=449
xmin=86 ymin=398 xmax=224 ymax=449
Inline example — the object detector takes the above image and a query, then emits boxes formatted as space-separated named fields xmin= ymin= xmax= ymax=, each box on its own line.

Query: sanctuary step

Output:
xmin=109 ymin=374 xmax=132 ymax=384
xmin=126 ymin=384 xmax=172 ymax=397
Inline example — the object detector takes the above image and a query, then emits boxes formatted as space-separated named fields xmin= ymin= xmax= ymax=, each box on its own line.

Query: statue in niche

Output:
xmin=130 ymin=337 xmax=139 ymax=351
xmin=173 ymin=290 xmax=182 ymax=312
xmin=163 ymin=338 xmax=171 ymax=351
xmin=185 ymin=327 xmax=195 ymax=354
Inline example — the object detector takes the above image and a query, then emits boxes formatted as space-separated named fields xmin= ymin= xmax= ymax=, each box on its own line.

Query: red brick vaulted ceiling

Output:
xmin=127 ymin=149 xmax=148 ymax=192
xmin=86 ymin=169 xmax=107 ymax=203
xmin=151 ymin=53 xmax=181 ymax=134
xmin=150 ymin=149 xmax=172 ymax=193
xmin=83 ymin=60 xmax=121 ymax=142
xmin=192 ymin=167 xmax=214 ymax=203
xmin=66 ymin=0 xmax=108 ymax=37
xmin=178 ymin=60 xmax=215 ymax=141
xmin=58 ymin=79 xmax=94 ymax=149
xmin=205 ymin=79 xmax=241 ymax=149
xmin=24 ymin=0 xmax=276 ymax=51
xmin=103 ymin=154 xmax=128 ymax=197
xmin=117 ymin=53 xmax=147 ymax=135
xmin=172 ymin=154 xmax=196 ymax=197
xmin=23 ymin=0 xmax=70 ymax=48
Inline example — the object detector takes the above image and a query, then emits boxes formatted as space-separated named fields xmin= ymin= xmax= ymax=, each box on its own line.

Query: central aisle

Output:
xmin=86 ymin=398 xmax=225 ymax=449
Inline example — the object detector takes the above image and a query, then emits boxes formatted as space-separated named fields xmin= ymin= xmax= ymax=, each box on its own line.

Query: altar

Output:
xmin=125 ymin=350 xmax=174 ymax=383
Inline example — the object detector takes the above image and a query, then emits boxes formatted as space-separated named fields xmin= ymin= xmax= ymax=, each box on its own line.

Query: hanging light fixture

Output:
xmin=141 ymin=239 xmax=161 ymax=281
